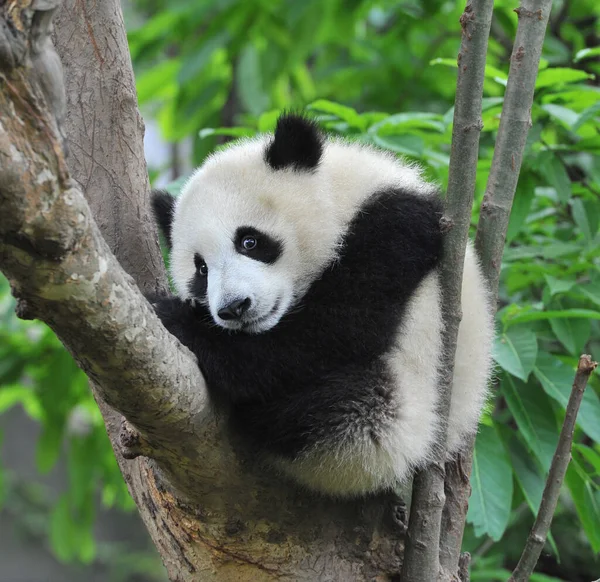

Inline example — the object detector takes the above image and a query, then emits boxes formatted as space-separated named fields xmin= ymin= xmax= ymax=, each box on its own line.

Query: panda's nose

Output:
xmin=218 ymin=298 xmax=251 ymax=320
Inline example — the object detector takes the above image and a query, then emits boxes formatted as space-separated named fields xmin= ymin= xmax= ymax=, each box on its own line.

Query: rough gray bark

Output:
xmin=441 ymin=1 xmax=554 ymax=577
xmin=401 ymin=3 xmax=494 ymax=581
xmin=475 ymin=0 xmax=553 ymax=298
xmin=509 ymin=355 xmax=597 ymax=582
xmin=1 ymin=2 xmax=407 ymax=580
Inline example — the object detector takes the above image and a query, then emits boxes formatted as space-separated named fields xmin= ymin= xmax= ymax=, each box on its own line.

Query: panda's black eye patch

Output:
xmin=189 ymin=253 xmax=208 ymax=299
xmin=235 ymin=227 xmax=282 ymax=264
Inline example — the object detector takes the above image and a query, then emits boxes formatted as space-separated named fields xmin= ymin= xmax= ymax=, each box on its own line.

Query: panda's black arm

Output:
xmin=147 ymin=294 xmax=209 ymax=354
xmin=148 ymin=292 xmax=320 ymax=404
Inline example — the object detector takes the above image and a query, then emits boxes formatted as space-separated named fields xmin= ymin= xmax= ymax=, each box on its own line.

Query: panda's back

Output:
xmin=318 ymin=140 xmax=440 ymax=227
xmin=275 ymin=244 xmax=492 ymax=497
xmin=266 ymin=141 xmax=493 ymax=496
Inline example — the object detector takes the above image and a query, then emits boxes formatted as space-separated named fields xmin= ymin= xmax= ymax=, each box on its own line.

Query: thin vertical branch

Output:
xmin=442 ymin=0 xmax=553 ymax=577
xmin=401 ymin=1 xmax=494 ymax=581
xmin=509 ymin=355 xmax=597 ymax=582
xmin=475 ymin=0 xmax=553 ymax=298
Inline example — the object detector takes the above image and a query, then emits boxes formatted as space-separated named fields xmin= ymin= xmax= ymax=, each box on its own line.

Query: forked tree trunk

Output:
xmin=0 ymin=2 xmax=407 ymax=580
xmin=0 ymin=1 xmax=555 ymax=580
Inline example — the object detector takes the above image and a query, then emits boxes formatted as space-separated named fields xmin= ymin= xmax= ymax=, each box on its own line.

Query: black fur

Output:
xmin=151 ymin=188 xmax=443 ymax=458
xmin=264 ymin=114 xmax=323 ymax=171
xmin=151 ymin=190 xmax=176 ymax=248
xmin=189 ymin=254 xmax=208 ymax=299
xmin=234 ymin=226 xmax=283 ymax=264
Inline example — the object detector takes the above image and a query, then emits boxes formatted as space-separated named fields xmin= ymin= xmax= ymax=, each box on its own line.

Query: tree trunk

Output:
xmin=0 ymin=2 xmax=407 ymax=580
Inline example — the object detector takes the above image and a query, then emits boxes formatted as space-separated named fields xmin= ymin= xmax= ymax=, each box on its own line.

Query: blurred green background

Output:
xmin=1 ymin=0 xmax=599 ymax=580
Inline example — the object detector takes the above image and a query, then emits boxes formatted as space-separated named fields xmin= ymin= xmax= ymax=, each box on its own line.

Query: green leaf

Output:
xmin=503 ymin=242 xmax=581 ymax=261
xmin=49 ymin=493 xmax=96 ymax=564
xmin=0 ymin=465 xmax=4 ymax=510
xmin=199 ymin=127 xmax=254 ymax=139
xmin=539 ymin=153 xmax=571 ymax=204
xmin=534 ymin=353 xmax=600 ymax=442
xmin=36 ymin=423 xmax=64 ymax=473
xmin=572 ymin=101 xmax=600 ymax=132
xmin=0 ymin=432 xmax=4 ymax=509
xmin=571 ymin=197 xmax=593 ymax=243
xmin=574 ymin=46 xmax=600 ymax=63
xmin=505 ymin=432 xmax=559 ymax=557
xmin=372 ymin=134 xmax=424 ymax=157
xmin=541 ymin=104 xmax=579 ymax=128
xmin=493 ymin=328 xmax=538 ymax=381
xmin=136 ymin=59 xmax=179 ymax=104
xmin=50 ymin=495 xmax=78 ymax=562
xmin=535 ymin=68 xmax=594 ymax=90
xmin=429 ymin=57 xmax=457 ymax=68
xmin=574 ymin=444 xmax=600 ymax=476
xmin=483 ymin=64 xmax=508 ymax=84
xmin=429 ymin=58 xmax=508 ymax=86
xmin=369 ymin=112 xmax=445 ymax=135
xmin=178 ymin=30 xmax=230 ymax=84
xmin=544 ymin=275 xmax=575 ymax=296
xmin=565 ymin=461 xmax=600 ymax=552
xmin=78 ymin=526 xmax=96 ymax=564
xmin=502 ymin=375 xmax=558 ymax=471
xmin=530 ymin=574 xmax=570 ymax=582
xmin=257 ymin=109 xmax=282 ymax=132
xmin=308 ymin=100 xmax=365 ymax=130
xmin=470 ymin=569 xmax=512 ymax=581
xmin=549 ymin=310 xmax=591 ymax=356
xmin=467 ymin=424 xmax=513 ymax=541
xmin=237 ymin=44 xmax=270 ymax=116
xmin=582 ymin=199 xmax=600 ymax=238
xmin=506 ymin=175 xmax=536 ymax=242
xmin=505 ymin=308 xmax=600 ymax=325
xmin=292 ymin=64 xmax=316 ymax=102
xmin=0 ymin=384 xmax=41 ymax=418
xmin=579 ymin=282 xmax=600 ymax=307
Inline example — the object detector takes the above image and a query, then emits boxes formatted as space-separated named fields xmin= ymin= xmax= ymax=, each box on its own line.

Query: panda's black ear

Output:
xmin=151 ymin=189 xmax=176 ymax=248
xmin=265 ymin=114 xmax=323 ymax=171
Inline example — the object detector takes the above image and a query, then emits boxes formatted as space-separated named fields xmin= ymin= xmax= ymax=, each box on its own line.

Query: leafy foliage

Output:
xmin=0 ymin=276 xmax=136 ymax=564
xmin=1 ymin=0 xmax=599 ymax=579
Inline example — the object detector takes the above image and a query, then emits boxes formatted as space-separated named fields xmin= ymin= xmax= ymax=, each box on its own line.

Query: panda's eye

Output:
xmin=235 ymin=227 xmax=282 ymax=264
xmin=194 ymin=253 xmax=208 ymax=276
xmin=242 ymin=236 xmax=257 ymax=250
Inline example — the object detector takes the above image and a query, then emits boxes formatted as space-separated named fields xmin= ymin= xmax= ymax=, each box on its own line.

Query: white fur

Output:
xmin=171 ymin=138 xmax=437 ymax=332
xmin=170 ymin=133 xmax=494 ymax=495
xmin=279 ymin=254 xmax=494 ymax=497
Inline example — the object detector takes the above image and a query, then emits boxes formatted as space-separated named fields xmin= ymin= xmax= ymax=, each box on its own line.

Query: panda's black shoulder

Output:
xmin=331 ymin=186 xmax=444 ymax=288
xmin=287 ymin=185 xmax=444 ymax=366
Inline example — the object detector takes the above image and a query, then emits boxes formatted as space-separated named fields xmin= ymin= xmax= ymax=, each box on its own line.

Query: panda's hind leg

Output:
xmin=269 ymin=360 xmax=412 ymax=497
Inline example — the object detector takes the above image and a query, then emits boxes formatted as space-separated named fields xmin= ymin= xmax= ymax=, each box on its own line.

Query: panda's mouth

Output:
xmin=241 ymin=298 xmax=281 ymax=332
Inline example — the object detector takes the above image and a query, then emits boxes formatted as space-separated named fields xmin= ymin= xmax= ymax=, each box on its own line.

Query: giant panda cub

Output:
xmin=150 ymin=114 xmax=494 ymax=497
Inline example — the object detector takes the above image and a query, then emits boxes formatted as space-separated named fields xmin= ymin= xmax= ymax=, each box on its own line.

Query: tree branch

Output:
xmin=0 ymin=7 xmax=210 ymax=485
xmin=442 ymin=1 xmax=553 ymax=577
xmin=401 ymin=2 xmax=494 ymax=580
xmin=1 ymin=3 xmax=411 ymax=579
xmin=475 ymin=0 xmax=553 ymax=298
xmin=509 ymin=355 xmax=597 ymax=582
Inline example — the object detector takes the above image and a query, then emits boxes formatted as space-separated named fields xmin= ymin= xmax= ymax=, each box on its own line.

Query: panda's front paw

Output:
xmin=144 ymin=292 xmax=176 ymax=315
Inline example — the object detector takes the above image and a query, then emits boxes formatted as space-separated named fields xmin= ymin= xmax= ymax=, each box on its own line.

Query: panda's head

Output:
xmin=152 ymin=115 xmax=341 ymax=334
